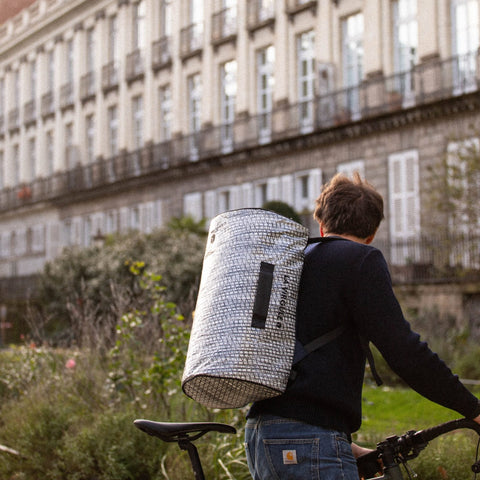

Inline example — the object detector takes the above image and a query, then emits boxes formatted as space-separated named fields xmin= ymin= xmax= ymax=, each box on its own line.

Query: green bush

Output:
xmin=34 ymin=218 xmax=207 ymax=347
xmin=262 ymin=200 xmax=303 ymax=224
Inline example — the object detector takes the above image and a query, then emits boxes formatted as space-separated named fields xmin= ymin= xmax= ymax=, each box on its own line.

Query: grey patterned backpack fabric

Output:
xmin=182 ymin=208 xmax=309 ymax=409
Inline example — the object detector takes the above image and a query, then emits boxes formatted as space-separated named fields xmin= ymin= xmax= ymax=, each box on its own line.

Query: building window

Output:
xmin=13 ymin=70 xmax=20 ymax=110
xmin=388 ymin=149 xmax=420 ymax=263
xmin=294 ymin=168 xmax=322 ymax=213
xmin=188 ymin=73 xmax=202 ymax=160
xmin=257 ymin=45 xmax=275 ymax=144
xmin=133 ymin=0 xmax=146 ymax=50
xmin=161 ymin=0 xmax=172 ymax=37
xmin=392 ymin=0 xmax=417 ymax=104
xmin=106 ymin=210 xmax=118 ymax=234
xmin=183 ymin=192 xmax=203 ymax=220
xmin=190 ymin=0 xmax=204 ymax=51
xmin=451 ymin=0 xmax=479 ymax=93
xmin=46 ymin=130 xmax=54 ymax=175
xmin=132 ymin=95 xmax=144 ymax=149
xmin=108 ymin=15 xmax=119 ymax=63
xmin=159 ymin=84 xmax=172 ymax=141
xmin=446 ymin=138 xmax=480 ymax=234
xmin=83 ymin=216 xmax=92 ymax=247
xmin=342 ymin=12 xmax=363 ymax=118
xmin=220 ymin=60 xmax=237 ymax=153
xmin=298 ymin=30 xmax=315 ymax=133
xmin=0 ymin=150 xmax=3 ymax=189
xmin=108 ymin=105 xmax=118 ymax=156
xmin=47 ymin=50 xmax=55 ymax=92
xmin=28 ymin=138 xmax=36 ymax=181
xmin=86 ymin=27 xmax=95 ymax=73
xmin=65 ymin=123 xmax=75 ymax=169
xmin=0 ymin=77 xmax=4 ymax=114
xmin=337 ymin=160 xmax=365 ymax=179
xmin=30 ymin=59 xmax=37 ymax=101
xmin=12 ymin=144 xmax=20 ymax=186
xmin=86 ymin=114 xmax=95 ymax=164
xmin=66 ymin=38 xmax=74 ymax=84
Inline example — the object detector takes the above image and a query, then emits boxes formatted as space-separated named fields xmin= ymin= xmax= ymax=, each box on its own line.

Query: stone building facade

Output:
xmin=0 ymin=0 xmax=479 ymax=336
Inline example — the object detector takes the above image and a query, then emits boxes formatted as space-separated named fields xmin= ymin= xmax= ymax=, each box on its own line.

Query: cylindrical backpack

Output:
xmin=182 ymin=208 xmax=309 ymax=409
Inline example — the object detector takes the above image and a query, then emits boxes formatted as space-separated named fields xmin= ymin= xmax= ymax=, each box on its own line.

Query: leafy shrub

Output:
xmin=262 ymin=200 xmax=303 ymax=224
xmin=34 ymin=218 xmax=207 ymax=347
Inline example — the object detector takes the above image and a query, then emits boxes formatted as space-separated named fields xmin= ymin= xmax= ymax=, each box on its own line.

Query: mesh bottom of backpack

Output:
xmin=182 ymin=209 xmax=309 ymax=409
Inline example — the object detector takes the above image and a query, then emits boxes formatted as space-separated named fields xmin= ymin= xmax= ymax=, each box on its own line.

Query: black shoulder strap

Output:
xmin=289 ymin=236 xmax=383 ymax=386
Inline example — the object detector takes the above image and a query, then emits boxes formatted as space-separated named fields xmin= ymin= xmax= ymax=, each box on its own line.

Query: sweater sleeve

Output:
xmin=354 ymin=249 xmax=480 ymax=420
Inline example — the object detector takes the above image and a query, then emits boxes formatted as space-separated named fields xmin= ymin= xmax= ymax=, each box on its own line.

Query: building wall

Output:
xmin=0 ymin=0 xmax=479 ymax=280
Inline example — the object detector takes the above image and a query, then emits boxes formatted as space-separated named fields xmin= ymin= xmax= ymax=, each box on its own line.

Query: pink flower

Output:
xmin=65 ymin=358 xmax=76 ymax=370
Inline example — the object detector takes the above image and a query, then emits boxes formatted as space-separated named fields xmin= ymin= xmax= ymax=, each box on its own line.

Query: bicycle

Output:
xmin=134 ymin=417 xmax=480 ymax=480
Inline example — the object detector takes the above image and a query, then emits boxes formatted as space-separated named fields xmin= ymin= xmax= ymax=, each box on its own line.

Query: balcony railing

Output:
xmin=80 ymin=71 xmax=96 ymax=101
xmin=375 ymin=234 xmax=480 ymax=284
xmin=0 ymin=51 xmax=479 ymax=215
xmin=152 ymin=36 xmax=172 ymax=70
xmin=212 ymin=6 xmax=237 ymax=45
xmin=8 ymin=108 xmax=20 ymax=133
xmin=126 ymin=49 xmax=144 ymax=82
xmin=24 ymin=100 xmax=36 ymax=126
xmin=102 ymin=61 xmax=119 ymax=92
xmin=60 ymin=82 xmax=74 ymax=110
xmin=180 ymin=23 xmax=203 ymax=58
xmin=41 ymin=91 xmax=54 ymax=118
xmin=247 ymin=0 xmax=275 ymax=31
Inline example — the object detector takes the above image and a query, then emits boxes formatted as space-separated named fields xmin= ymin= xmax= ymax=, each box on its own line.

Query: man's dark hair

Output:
xmin=313 ymin=173 xmax=384 ymax=239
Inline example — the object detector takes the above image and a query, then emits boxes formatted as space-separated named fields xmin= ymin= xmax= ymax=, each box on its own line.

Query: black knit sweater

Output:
xmin=248 ymin=237 xmax=480 ymax=435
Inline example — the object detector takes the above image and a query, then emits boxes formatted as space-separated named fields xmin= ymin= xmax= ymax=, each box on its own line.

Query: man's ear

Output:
xmin=364 ymin=228 xmax=378 ymax=245
xmin=319 ymin=222 xmax=325 ymax=237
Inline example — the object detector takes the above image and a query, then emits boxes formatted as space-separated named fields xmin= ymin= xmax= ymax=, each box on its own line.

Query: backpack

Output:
xmin=181 ymin=208 xmax=380 ymax=409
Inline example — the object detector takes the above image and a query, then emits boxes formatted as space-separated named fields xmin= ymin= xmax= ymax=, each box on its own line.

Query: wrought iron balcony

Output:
xmin=41 ymin=91 xmax=54 ymax=118
xmin=152 ymin=36 xmax=172 ymax=71
xmin=7 ymin=108 xmax=20 ymax=133
xmin=180 ymin=23 xmax=203 ymax=59
xmin=23 ymin=100 xmax=36 ymax=126
xmin=80 ymin=71 xmax=96 ymax=102
xmin=212 ymin=6 xmax=237 ymax=45
xmin=247 ymin=0 xmax=275 ymax=31
xmin=0 ymin=50 xmax=479 ymax=221
xmin=126 ymin=49 xmax=145 ymax=83
xmin=60 ymin=82 xmax=74 ymax=110
xmin=102 ymin=61 xmax=119 ymax=93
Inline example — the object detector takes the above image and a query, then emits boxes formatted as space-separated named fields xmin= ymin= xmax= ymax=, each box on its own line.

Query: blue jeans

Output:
xmin=245 ymin=415 xmax=359 ymax=480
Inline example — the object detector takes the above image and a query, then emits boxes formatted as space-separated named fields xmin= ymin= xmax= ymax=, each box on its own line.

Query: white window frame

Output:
xmin=342 ymin=12 xmax=363 ymax=119
xmin=257 ymin=45 xmax=275 ymax=144
xmin=336 ymin=160 xmax=365 ymax=179
xmin=297 ymin=30 xmax=316 ymax=133
xmin=159 ymin=84 xmax=172 ymax=141
xmin=388 ymin=149 xmax=421 ymax=264
xmin=132 ymin=94 xmax=144 ymax=150
xmin=220 ymin=60 xmax=237 ymax=153
xmin=392 ymin=0 xmax=417 ymax=106
xmin=184 ymin=192 xmax=203 ymax=221
xmin=188 ymin=73 xmax=202 ymax=161
xmin=133 ymin=0 xmax=146 ymax=50
xmin=294 ymin=168 xmax=322 ymax=213
xmin=108 ymin=105 xmax=119 ymax=157
xmin=451 ymin=0 xmax=479 ymax=94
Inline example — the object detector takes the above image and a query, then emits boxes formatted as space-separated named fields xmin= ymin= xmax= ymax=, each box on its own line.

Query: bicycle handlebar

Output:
xmin=357 ymin=418 xmax=480 ymax=479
